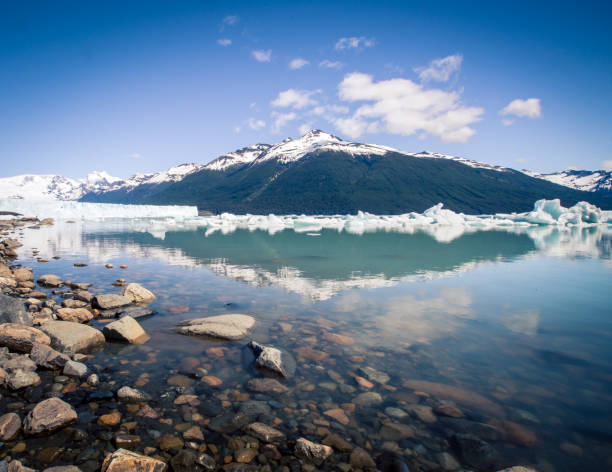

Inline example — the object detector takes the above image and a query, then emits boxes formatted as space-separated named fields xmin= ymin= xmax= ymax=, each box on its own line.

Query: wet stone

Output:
xmin=101 ymin=448 xmax=168 ymax=472
xmin=321 ymin=433 xmax=353 ymax=452
xmin=234 ymin=448 xmax=258 ymax=463
xmin=294 ymin=438 xmax=333 ymax=466
xmin=0 ymin=413 xmax=21 ymax=441
xmin=208 ymin=412 xmax=250 ymax=434
xmin=246 ymin=378 xmax=289 ymax=394
xmin=244 ymin=422 xmax=285 ymax=442
xmin=350 ymin=447 xmax=376 ymax=470
xmin=158 ymin=434 xmax=184 ymax=452
xmin=23 ymin=398 xmax=78 ymax=436
xmin=117 ymin=386 xmax=152 ymax=402
xmin=115 ymin=433 xmax=141 ymax=448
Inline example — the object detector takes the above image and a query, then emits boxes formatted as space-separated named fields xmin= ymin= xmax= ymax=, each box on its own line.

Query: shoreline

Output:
xmin=1 ymin=215 xmax=545 ymax=472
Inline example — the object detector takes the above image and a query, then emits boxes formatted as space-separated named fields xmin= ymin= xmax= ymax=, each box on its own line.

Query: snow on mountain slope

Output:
xmin=204 ymin=144 xmax=272 ymax=171
xmin=524 ymin=169 xmax=612 ymax=193
xmin=235 ymin=130 xmax=509 ymax=171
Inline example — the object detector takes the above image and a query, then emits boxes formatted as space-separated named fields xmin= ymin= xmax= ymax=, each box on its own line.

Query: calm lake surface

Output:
xmin=9 ymin=219 xmax=612 ymax=471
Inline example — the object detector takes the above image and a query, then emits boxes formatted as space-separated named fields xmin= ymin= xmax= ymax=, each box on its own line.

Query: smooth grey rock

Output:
xmin=102 ymin=316 xmax=148 ymax=343
xmin=23 ymin=398 xmax=77 ymax=436
xmin=358 ymin=366 xmax=390 ymax=384
xmin=40 ymin=321 xmax=105 ymax=355
xmin=37 ymin=274 xmax=63 ymax=287
xmin=120 ymin=283 xmax=156 ymax=304
xmin=63 ymin=360 xmax=88 ymax=378
xmin=176 ymin=314 xmax=255 ymax=340
xmin=0 ymin=294 xmax=32 ymax=325
xmin=92 ymin=294 xmax=131 ymax=310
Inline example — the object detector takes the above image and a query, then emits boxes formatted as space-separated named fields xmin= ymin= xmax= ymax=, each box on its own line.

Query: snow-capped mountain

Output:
xmin=1 ymin=130 xmax=609 ymax=207
xmin=0 ymin=164 xmax=206 ymax=201
xmin=203 ymin=129 xmax=510 ymax=172
xmin=523 ymin=169 xmax=612 ymax=193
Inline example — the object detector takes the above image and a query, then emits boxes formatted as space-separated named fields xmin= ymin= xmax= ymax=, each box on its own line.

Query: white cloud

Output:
xmin=234 ymin=126 xmax=241 ymax=133
xmin=249 ymin=102 xmax=257 ymax=109
xmin=415 ymin=54 xmax=463 ymax=82
xmin=502 ymin=118 xmax=515 ymax=126
xmin=311 ymin=104 xmax=349 ymax=116
xmin=130 ymin=153 xmax=141 ymax=159
xmin=248 ymin=118 xmax=266 ymax=130
xmin=217 ymin=38 xmax=232 ymax=47
xmin=298 ymin=123 xmax=313 ymax=135
xmin=252 ymin=50 xmax=272 ymax=63
xmin=319 ymin=59 xmax=344 ymax=70
xmin=335 ymin=36 xmax=375 ymax=51
xmin=516 ymin=157 xmax=528 ymax=164
xmin=223 ymin=15 xmax=239 ymax=25
xmin=602 ymin=160 xmax=612 ymax=171
xmin=289 ymin=58 xmax=309 ymax=70
xmin=500 ymin=98 xmax=541 ymax=119
xmin=271 ymin=89 xmax=320 ymax=109
xmin=336 ymin=72 xmax=484 ymax=142
xmin=271 ymin=112 xmax=297 ymax=133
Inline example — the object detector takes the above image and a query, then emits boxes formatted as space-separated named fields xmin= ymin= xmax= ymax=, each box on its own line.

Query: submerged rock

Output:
xmin=246 ymin=378 xmax=289 ymax=394
xmin=294 ymin=438 xmax=333 ymax=465
xmin=40 ymin=321 xmax=105 ymax=355
xmin=23 ymin=398 xmax=78 ymax=436
xmin=244 ymin=422 xmax=285 ymax=442
xmin=176 ymin=314 xmax=255 ymax=340
xmin=117 ymin=386 xmax=152 ymax=402
xmin=101 ymin=448 xmax=167 ymax=472
xmin=103 ymin=316 xmax=149 ymax=343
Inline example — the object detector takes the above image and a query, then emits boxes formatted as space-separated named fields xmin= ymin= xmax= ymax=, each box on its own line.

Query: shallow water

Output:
xmin=5 ymin=220 xmax=612 ymax=471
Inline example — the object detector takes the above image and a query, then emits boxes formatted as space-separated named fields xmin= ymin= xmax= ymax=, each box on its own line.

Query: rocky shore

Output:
xmin=0 ymin=216 xmax=544 ymax=471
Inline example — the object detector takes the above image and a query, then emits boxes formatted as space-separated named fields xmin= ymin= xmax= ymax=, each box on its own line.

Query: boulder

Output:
xmin=248 ymin=341 xmax=296 ymax=378
xmin=40 ymin=321 xmax=105 ymax=355
xmin=63 ymin=360 xmax=88 ymax=378
xmin=176 ymin=314 xmax=255 ymax=340
xmin=56 ymin=307 xmax=93 ymax=323
xmin=103 ymin=316 xmax=148 ymax=343
xmin=37 ymin=274 xmax=63 ymax=287
xmin=101 ymin=448 xmax=167 ymax=472
xmin=0 ymin=412 xmax=21 ymax=441
xmin=30 ymin=343 xmax=70 ymax=369
xmin=12 ymin=268 xmax=33 ymax=282
xmin=0 ymin=294 xmax=32 ymax=325
xmin=0 ymin=323 xmax=51 ymax=353
xmin=93 ymin=294 xmax=131 ymax=310
xmin=23 ymin=398 xmax=77 ymax=436
xmin=294 ymin=438 xmax=333 ymax=465
xmin=121 ymin=283 xmax=156 ymax=304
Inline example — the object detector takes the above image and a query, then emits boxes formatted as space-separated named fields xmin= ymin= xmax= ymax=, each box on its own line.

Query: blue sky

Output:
xmin=1 ymin=0 xmax=611 ymax=178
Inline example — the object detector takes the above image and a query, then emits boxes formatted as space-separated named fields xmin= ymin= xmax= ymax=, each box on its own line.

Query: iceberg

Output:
xmin=0 ymin=199 xmax=198 ymax=219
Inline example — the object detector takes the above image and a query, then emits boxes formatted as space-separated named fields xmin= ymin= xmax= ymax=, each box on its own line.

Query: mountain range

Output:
xmin=2 ymin=130 xmax=611 ymax=214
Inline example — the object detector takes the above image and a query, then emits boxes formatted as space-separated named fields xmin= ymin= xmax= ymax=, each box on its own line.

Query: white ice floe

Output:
xmin=0 ymin=200 xmax=198 ymax=219
xmin=193 ymin=199 xmax=612 ymax=237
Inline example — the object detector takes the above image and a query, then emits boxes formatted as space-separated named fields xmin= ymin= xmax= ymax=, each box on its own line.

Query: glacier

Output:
xmin=0 ymin=199 xmax=198 ymax=219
